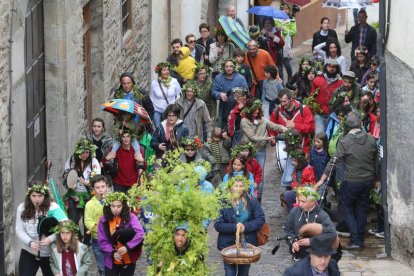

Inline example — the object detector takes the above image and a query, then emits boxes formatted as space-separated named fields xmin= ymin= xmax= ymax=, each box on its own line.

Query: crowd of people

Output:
xmin=16 ymin=4 xmax=382 ymax=276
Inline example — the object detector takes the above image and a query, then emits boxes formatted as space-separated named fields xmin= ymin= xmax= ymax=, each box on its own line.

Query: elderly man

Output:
xmin=316 ymin=111 xmax=378 ymax=250
xmin=227 ymin=5 xmax=244 ymax=29
xmin=284 ymin=235 xmax=340 ymax=276
xmin=310 ymin=59 xmax=343 ymax=134
xmin=345 ymin=9 xmax=377 ymax=61
xmin=244 ymin=40 xmax=275 ymax=99
xmin=283 ymin=186 xmax=338 ymax=260
xmin=176 ymin=81 xmax=211 ymax=140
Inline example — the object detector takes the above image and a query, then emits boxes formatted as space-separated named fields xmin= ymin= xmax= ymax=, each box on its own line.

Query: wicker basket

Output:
xmin=221 ymin=225 xmax=262 ymax=265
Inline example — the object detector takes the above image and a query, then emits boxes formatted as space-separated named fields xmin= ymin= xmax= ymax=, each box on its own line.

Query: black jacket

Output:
xmin=312 ymin=29 xmax=338 ymax=50
xmin=345 ymin=24 xmax=377 ymax=56
xmin=284 ymin=256 xmax=340 ymax=276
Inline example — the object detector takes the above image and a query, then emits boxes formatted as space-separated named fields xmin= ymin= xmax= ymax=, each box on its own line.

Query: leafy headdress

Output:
xmin=296 ymin=186 xmax=320 ymax=201
xmin=103 ymin=192 xmax=129 ymax=206
xmin=182 ymin=81 xmax=201 ymax=97
xmin=242 ymin=99 xmax=262 ymax=116
xmin=220 ymin=58 xmax=239 ymax=73
xmin=225 ymin=175 xmax=251 ymax=192
xmin=27 ymin=183 xmax=50 ymax=196
xmin=154 ymin=62 xmax=173 ymax=76
xmin=53 ymin=220 xmax=79 ymax=234
xmin=231 ymin=142 xmax=256 ymax=158
xmin=193 ymin=62 xmax=212 ymax=77
xmin=116 ymin=127 xmax=137 ymax=141
xmin=283 ymin=129 xmax=302 ymax=154
xmin=180 ymin=136 xmax=203 ymax=150
xmin=74 ymin=138 xmax=98 ymax=158
xmin=213 ymin=25 xmax=226 ymax=37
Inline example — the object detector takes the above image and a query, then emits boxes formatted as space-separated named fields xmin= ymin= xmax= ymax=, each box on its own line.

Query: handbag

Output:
xmin=256 ymin=223 xmax=270 ymax=246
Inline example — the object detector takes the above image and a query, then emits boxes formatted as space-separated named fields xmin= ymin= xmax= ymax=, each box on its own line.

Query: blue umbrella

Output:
xmin=218 ymin=16 xmax=250 ymax=51
xmin=247 ymin=6 xmax=290 ymax=20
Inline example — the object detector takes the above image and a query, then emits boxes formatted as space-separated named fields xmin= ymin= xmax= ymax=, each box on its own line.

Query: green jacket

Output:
xmin=50 ymin=242 xmax=91 ymax=276
xmin=84 ymin=196 xmax=103 ymax=239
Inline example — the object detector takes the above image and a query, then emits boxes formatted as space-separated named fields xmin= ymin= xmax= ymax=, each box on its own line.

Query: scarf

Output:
xmin=323 ymin=73 xmax=340 ymax=85
xmin=159 ymin=76 xmax=172 ymax=89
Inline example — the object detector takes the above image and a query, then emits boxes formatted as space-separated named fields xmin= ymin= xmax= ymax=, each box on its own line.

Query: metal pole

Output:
xmin=378 ymin=0 xmax=391 ymax=257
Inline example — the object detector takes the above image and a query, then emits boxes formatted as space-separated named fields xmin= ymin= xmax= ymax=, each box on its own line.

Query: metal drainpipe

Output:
xmin=378 ymin=0 xmax=391 ymax=257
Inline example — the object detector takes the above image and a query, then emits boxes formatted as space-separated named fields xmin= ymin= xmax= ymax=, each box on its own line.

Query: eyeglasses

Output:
xmin=188 ymin=40 xmax=196 ymax=43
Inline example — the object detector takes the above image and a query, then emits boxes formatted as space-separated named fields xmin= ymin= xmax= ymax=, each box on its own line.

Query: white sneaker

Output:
xmin=337 ymin=231 xmax=351 ymax=238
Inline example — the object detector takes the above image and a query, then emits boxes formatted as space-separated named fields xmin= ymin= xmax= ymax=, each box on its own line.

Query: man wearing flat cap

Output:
xmin=284 ymin=235 xmax=340 ymax=276
xmin=329 ymin=70 xmax=362 ymax=110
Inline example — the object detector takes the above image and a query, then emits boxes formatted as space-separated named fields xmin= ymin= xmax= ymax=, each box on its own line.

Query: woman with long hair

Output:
xmin=209 ymin=26 xmax=235 ymax=77
xmin=97 ymin=192 xmax=145 ymax=275
xmin=62 ymin=138 xmax=101 ymax=244
xmin=50 ymin=220 xmax=91 ymax=275
xmin=314 ymin=38 xmax=346 ymax=73
xmin=16 ymin=182 xmax=67 ymax=276
xmin=240 ymin=98 xmax=287 ymax=201
xmin=214 ymin=176 xmax=265 ymax=276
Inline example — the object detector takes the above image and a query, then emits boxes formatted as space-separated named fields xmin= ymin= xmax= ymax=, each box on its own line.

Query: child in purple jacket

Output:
xmin=97 ymin=192 xmax=145 ymax=275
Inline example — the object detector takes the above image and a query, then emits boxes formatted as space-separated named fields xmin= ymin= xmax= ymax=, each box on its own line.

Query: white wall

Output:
xmin=151 ymin=1 xmax=170 ymax=80
xmin=237 ymin=0 xmax=249 ymax=28
xmin=386 ymin=0 xmax=414 ymax=68
xmin=181 ymin=0 xmax=202 ymax=40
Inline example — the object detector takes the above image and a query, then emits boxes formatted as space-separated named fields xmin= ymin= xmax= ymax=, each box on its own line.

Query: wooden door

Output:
xmin=25 ymin=0 xmax=46 ymax=182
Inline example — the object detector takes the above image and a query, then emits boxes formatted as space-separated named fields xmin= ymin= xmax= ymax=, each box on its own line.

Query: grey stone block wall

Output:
xmin=386 ymin=51 xmax=414 ymax=269
xmin=0 ymin=1 xmax=14 ymax=274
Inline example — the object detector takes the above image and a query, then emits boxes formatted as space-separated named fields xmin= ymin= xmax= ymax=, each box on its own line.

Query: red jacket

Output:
xmin=311 ymin=75 xmax=343 ymax=115
xmin=268 ymin=100 xmax=315 ymax=153
xmin=227 ymin=104 xmax=244 ymax=137
xmin=291 ymin=165 xmax=316 ymax=189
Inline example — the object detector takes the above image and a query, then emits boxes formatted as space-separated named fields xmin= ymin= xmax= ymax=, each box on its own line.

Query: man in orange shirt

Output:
xmin=244 ymin=40 xmax=275 ymax=99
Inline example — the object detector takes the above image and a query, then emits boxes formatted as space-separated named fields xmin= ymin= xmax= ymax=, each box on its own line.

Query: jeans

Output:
xmin=19 ymin=249 xmax=53 ymax=276
xmin=340 ymin=179 xmax=373 ymax=246
xmin=92 ymin=238 xmax=105 ymax=276
xmin=111 ymin=139 xmax=140 ymax=154
xmin=231 ymin=130 xmax=243 ymax=147
xmin=314 ymin=114 xmax=329 ymax=135
xmin=153 ymin=111 xmax=164 ymax=129
xmin=281 ymin=156 xmax=294 ymax=187
xmin=223 ymin=263 xmax=250 ymax=276
xmin=254 ymin=149 xmax=266 ymax=201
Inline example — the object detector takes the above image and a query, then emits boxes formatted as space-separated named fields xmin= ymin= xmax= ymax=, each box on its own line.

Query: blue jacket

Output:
xmin=309 ymin=147 xmax=330 ymax=181
xmin=211 ymin=73 xmax=248 ymax=100
xmin=151 ymin=120 xmax=189 ymax=158
xmin=214 ymin=195 xmax=265 ymax=250
xmin=284 ymin=256 xmax=340 ymax=276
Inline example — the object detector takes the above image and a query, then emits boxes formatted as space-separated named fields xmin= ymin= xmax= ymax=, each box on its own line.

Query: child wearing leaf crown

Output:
xmin=229 ymin=142 xmax=262 ymax=198
xmin=105 ymin=110 xmax=144 ymax=164
xmin=62 ymin=138 xmax=101 ymax=245
xmin=97 ymin=192 xmax=145 ymax=275
xmin=200 ymin=127 xmax=231 ymax=187
xmin=179 ymin=136 xmax=205 ymax=163
xmin=282 ymin=149 xmax=316 ymax=211
xmin=50 ymin=220 xmax=91 ymax=276
xmin=222 ymin=154 xmax=255 ymax=197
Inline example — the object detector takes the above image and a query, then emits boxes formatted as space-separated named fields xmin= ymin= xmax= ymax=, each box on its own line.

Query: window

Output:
xmin=121 ymin=0 xmax=132 ymax=35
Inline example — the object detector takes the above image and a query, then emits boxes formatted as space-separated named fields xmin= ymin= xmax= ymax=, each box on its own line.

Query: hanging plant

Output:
xmin=303 ymin=88 xmax=323 ymax=114
xmin=138 ymin=149 xmax=222 ymax=275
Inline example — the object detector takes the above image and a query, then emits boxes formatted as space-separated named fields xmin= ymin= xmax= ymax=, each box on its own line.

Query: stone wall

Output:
xmin=1 ymin=0 xmax=151 ymax=274
xmin=386 ymin=51 xmax=414 ymax=269
xmin=0 ymin=1 xmax=14 ymax=274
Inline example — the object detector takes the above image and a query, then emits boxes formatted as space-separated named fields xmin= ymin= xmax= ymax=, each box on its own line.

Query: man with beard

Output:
xmin=244 ymin=40 xmax=275 ymax=99
xmin=211 ymin=58 xmax=248 ymax=130
xmin=167 ymin=38 xmax=186 ymax=85
xmin=330 ymin=71 xmax=362 ymax=110
xmin=310 ymin=59 xmax=343 ymax=135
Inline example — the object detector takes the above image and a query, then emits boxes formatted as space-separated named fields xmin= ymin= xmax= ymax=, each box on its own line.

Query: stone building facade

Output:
xmin=0 ymin=0 xmax=232 ymax=274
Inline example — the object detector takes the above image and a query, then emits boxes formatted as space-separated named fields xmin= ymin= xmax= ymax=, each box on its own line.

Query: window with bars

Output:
xmin=121 ymin=0 xmax=132 ymax=35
